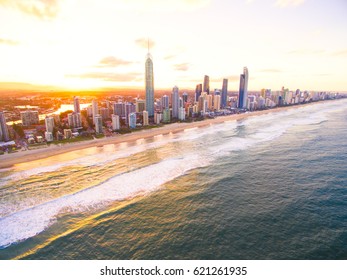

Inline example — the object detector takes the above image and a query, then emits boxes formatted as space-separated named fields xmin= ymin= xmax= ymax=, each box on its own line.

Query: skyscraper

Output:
xmin=92 ymin=99 xmax=98 ymax=124
xmin=238 ymin=67 xmax=249 ymax=109
xmin=45 ymin=116 xmax=55 ymax=133
xmin=195 ymin=84 xmax=202 ymax=102
xmin=145 ymin=45 xmax=154 ymax=117
xmin=203 ymin=75 xmax=210 ymax=94
xmin=128 ymin=112 xmax=137 ymax=129
xmin=94 ymin=114 xmax=103 ymax=134
xmin=143 ymin=111 xmax=149 ymax=126
xmin=221 ymin=78 xmax=228 ymax=108
xmin=161 ymin=95 xmax=169 ymax=110
xmin=73 ymin=96 xmax=80 ymax=113
xmin=111 ymin=114 xmax=120 ymax=130
xmin=0 ymin=112 xmax=10 ymax=142
xmin=172 ymin=85 xmax=179 ymax=119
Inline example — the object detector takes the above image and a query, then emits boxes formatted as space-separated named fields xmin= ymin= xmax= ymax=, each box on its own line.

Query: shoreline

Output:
xmin=0 ymin=100 xmax=341 ymax=169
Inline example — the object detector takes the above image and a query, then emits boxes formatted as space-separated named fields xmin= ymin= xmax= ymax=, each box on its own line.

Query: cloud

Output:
xmin=135 ymin=38 xmax=155 ymax=50
xmin=107 ymin=0 xmax=210 ymax=12
xmin=332 ymin=49 xmax=347 ymax=56
xmin=0 ymin=0 xmax=60 ymax=19
xmin=173 ymin=63 xmax=189 ymax=71
xmin=275 ymin=0 xmax=305 ymax=7
xmin=0 ymin=38 xmax=19 ymax=45
xmin=287 ymin=49 xmax=325 ymax=55
xmin=210 ymin=75 xmax=240 ymax=83
xmin=66 ymin=72 xmax=142 ymax=82
xmin=164 ymin=54 xmax=176 ymax=60
xmin=96 ymin=56 xmax=133 ymax=68
xmin=258 ymin=68 xmax=282 ymax=73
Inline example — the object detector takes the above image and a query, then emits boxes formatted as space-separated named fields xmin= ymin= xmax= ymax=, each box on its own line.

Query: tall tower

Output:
xmin=172 ymin=85 xmax=179 ymax=119
xmin=73 ymin=96 xmax=80 ymax=113
xmin=0 ymin=111 xmax=10 ymax=142
xmin=145 ymin=40 xmax=154 ymax=117
xmin=195 ymin=83 xmax=202 ymax=102
xmin=238 ymin=67 xmax=249 ymax=109
xmin=203 ymin=75 xmax=210 ymax=94
xmin=221 ymin=78 xmax=228 ymax=108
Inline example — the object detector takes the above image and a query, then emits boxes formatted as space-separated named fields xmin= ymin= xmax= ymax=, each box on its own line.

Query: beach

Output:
xmin=0 ymin=102 xmax=332 ymax=169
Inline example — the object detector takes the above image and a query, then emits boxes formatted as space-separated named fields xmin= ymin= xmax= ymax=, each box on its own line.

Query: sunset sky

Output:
xmin=0 ymin=0 xmax=346 ymax=92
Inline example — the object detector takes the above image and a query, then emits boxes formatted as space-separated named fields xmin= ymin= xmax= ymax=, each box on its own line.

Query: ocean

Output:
xmin=0 ymin=99 xmax=346 ymax=260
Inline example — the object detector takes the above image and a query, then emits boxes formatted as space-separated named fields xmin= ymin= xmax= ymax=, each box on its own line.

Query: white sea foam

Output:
xmin=0 ymin=154 xmax=210 ymax=248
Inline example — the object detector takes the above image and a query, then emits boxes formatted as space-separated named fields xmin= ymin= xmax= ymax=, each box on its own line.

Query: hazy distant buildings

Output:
xmin=238 ymin=67 xmax=249 ymax=109
xmin=203 ymin=75 xmax=210 ymax=94
xmin=182 ymin=92 xmax=188 ymax=103
xmin=73 ymin=96 xmax=80 ymax=113
xmin=0 ymin=112 xmax=10 ymax=142
xmin=145 ymin=50 xmax=154 ymax=116
xmin=221 ymin=78 xmax=228 ymax=108
xmin=21 ymin=111 xmax=39 ymax=126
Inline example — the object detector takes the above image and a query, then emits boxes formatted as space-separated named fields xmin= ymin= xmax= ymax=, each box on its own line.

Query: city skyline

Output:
xmin=0 ymin=0 xmax=346 ymax=92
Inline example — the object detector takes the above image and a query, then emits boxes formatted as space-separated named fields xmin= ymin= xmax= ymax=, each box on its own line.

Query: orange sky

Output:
xmin=0 ymin=0 xmax=346 ymax=92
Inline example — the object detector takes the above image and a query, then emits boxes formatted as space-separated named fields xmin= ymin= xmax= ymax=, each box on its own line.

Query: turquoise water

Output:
xmin=0 ymin=99 xmax=346 ymax=259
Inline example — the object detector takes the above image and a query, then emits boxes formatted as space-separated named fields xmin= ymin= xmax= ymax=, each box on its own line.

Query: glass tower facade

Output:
xmin=221 ymin=78 xmax=228 ymax=108
xmin=238 ymin=67 xmax=249 ymax=109
xmin=145 ymin=54 xmax=154 ymax=117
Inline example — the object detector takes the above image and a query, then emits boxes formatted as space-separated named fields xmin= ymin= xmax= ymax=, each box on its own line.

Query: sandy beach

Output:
xmin=0 ymin=102 xmax=330 ymax=169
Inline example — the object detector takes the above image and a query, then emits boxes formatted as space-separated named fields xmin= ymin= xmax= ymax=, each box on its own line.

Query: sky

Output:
xmin=0 ymin=0 xmax=346 ymax=92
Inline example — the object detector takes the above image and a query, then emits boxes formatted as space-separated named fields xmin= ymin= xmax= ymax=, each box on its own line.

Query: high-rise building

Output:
xmin=145 ymin=47 xmax=154 ymax=116
xmin=238 ymin=67 xmax=249 ymax=109
xmin=161 ymin=95 xmax=169 ymax=110
xmin=178 ymin=107 xmax=185 ymax=121
xmin=21 ymin=111 xmax=39 ymax=126
xmin=214 ymin=94 xmax=221 ymax=111
xmin=73 ymin=96 xmax=80 ymax=113
xmin=136 ymin=99 xmax=146 ymax=113
xmin=182 ymin=92 xmax=188 ymax=103
xmin=203 ymin=75 xmax=210 ymax=94
xmin=64 ymin=129 xmax=72 ymax=139
xmin=154 ymin=112 xmax=162 ymax=124
xmin=92 ymin=99 xmax=98 ymax=124
xmin=195 ymin=84 xmax=202 ymax=102
xmin=45 ymin=116 xmax=55 ymax=133
xmin=172 ymin=86 xmax=180 ymax=119
xmin=221 ymin=78 xmax=228 ymax=108
xmin=111 ymin=114 xmax=120 ymax=130
xmin=68 ymin=112 xmax=82 ymax=128
xmin=0 ymin=111 xmax=10 ymax=142
xmin=100 ymin=108 xmax=110 ymax=121
xmin=114 ymin=102 xmax=125 ymax=117
xmin=128 ymin=112 xmax=137 ymax=129
xmin=94 ymin=114 xmax=103 ymax=134
xmin=143 ymin=110 xmax=149 ymax=126
xmin=163 ymin=108 xmax=171 ymax=123
xmin=45 ymin=131 xmax=54 ymax=142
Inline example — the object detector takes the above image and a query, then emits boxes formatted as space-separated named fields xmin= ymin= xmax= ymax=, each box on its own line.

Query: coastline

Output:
xmin=0 ymin=100 xmax=339 ymax=169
